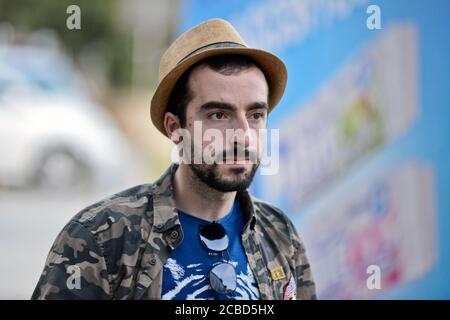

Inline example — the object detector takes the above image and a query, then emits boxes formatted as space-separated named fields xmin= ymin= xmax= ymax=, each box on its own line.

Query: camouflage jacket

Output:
xmin=32 ymin=164 xmax=316 ymax=300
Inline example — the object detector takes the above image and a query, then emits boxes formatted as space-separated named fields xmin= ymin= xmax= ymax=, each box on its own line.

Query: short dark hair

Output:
xmin=166 ymin=54 xmax=266 ymax=127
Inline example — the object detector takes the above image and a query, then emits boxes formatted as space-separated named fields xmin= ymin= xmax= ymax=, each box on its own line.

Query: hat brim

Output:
xmin=150 ymin=47 xmax=287 ymax=137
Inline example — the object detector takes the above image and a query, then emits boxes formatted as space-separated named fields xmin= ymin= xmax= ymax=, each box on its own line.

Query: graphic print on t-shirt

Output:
xmin=161 ymin=200 xmax=260 ymax=300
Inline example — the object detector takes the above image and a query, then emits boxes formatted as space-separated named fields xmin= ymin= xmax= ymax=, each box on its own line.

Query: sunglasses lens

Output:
xmin=199 ymin=223 xmax=229 ymax=252
xmin=209 ymin=263 xmax=236 ymax=294
xmin=199 ymin=223 xmax=236 ymax=294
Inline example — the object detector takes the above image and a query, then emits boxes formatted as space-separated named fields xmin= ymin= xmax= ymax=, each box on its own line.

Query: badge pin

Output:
xmin=283 ymin=276 xmax=297 ymax=300
xmin=270 ymin=266 xmax=286 ymax=281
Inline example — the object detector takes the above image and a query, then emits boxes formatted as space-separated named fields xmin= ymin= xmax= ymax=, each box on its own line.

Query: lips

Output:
xmin=213 ymin=148 xmax=258 ymax=165
xmin=222 ymin=154 xmax=252 ymax=165
xmin=230 ymin=159 xmax=250 ymax=164
xmin=222 ymin=160 xmax=249 ymax=164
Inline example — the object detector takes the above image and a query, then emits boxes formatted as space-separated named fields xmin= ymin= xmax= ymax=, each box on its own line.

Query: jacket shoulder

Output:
xmin=71 ymin=183 xmax=154 ymax=233
xmin=251 ymin=196 xmax=304 ymax=251
xmin=252 ymin=196 xmax=287 ymax=219
xmin=252 ymin=196 xmax=292 ymax=227
xmin=70 ymin=184 xmax=156 ymax=281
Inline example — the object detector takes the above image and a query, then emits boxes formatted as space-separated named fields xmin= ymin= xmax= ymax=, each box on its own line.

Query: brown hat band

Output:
xmin=177 ymin=41 xmax=246 ymax=65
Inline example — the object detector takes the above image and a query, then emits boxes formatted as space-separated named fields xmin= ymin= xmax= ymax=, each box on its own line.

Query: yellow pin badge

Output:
xmin=270 ymin=266 xmax=286 ymax=281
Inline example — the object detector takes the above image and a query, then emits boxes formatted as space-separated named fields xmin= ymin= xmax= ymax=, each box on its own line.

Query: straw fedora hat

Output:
xmin=150 ymin=18 xmax=287 ymax=137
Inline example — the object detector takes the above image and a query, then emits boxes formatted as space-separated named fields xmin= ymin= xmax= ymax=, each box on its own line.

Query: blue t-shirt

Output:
xmin=161 ymin=200 xmax=260 ymax=300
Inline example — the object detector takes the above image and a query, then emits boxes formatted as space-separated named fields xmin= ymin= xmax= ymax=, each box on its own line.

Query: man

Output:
xmin=32 ymin=18 xmax=316 ymax=300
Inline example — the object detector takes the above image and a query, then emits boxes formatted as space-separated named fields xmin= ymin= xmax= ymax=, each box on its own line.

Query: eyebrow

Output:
xmin=199 ymin=101 xmax=269 ymax=112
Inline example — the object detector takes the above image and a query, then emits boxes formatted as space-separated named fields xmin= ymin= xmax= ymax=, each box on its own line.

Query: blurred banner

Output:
xmin=181 ymin=0 xmax=450 ymax=298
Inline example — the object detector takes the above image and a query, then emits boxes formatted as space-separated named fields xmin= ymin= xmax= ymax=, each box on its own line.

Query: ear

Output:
xmin=164 ymin=112 xmax=181 ymax=142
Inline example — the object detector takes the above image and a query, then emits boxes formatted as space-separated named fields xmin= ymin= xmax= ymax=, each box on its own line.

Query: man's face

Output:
xmin=181 ymin=63 xmax=269 ymax=192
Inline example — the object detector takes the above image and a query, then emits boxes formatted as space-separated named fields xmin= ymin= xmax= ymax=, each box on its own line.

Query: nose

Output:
xmin=232 ymin=113 xmax=252 ymax=149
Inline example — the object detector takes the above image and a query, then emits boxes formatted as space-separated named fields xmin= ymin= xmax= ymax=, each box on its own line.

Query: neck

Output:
xmin=172 ymin=164 xmax=236 ymax=221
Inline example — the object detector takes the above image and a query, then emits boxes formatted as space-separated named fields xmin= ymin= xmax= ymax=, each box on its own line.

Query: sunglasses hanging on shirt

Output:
xmin=199 ymin=222 xmax=237 ymax=294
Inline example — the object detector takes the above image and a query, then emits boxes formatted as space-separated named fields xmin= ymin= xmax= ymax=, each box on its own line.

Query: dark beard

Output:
xmin=189 ymin=163 xmax=259 ymax=192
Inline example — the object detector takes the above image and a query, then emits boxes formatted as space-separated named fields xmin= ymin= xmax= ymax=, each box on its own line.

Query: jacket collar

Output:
xmin=151 ymin=164 xmax=180 ymax=232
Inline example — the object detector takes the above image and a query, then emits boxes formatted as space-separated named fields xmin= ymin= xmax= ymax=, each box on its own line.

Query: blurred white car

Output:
xmin=0 ymin=45 xmax=134 ymax=190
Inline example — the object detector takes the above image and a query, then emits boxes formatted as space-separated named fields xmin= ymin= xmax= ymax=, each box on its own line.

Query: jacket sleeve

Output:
xmin=289 ymin=221 xmax=317 ymax=300
xmin=31 ymin=220 xmax=111 ymax=300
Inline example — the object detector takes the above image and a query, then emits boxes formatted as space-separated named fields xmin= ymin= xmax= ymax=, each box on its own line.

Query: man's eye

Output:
xmin=210 ymin=112 xmax=226 ymax=120
xmin=250 ymin=112 xmax=265 ymax=120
